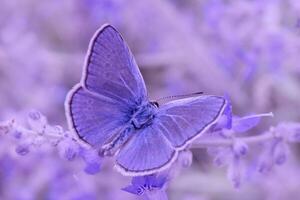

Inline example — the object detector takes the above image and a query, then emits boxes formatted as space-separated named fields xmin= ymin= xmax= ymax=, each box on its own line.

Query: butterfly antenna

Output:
xmin=154 ymin=92 xmax=204 ymax=106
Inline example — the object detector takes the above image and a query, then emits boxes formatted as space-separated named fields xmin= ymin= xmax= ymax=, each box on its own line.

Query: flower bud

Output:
xmin=233 ymin=140 xmax=248 ymax=156
xmin=15 ymin=144 xmax=30 ymax=156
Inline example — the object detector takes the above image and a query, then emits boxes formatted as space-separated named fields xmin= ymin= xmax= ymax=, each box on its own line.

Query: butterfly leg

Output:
xmin=100 ymin=127 xmax=134 ymax=156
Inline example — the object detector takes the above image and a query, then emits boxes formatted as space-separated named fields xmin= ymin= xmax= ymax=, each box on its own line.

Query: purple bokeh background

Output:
xmin=1 ymin=0 xmax=300 ymax=199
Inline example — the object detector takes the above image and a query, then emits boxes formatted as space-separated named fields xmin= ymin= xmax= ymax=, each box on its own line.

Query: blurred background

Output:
xmin=1 ymin=0 xmax=300 ymax=199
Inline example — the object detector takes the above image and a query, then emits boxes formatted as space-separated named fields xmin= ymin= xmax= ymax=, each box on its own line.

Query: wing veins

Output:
xmin=164 ymin=114 xmax=198 ymax=128
xmin=82 ymin=86 xmax=129 ymax=105
xmin=101 ymin=90 xmax=131 ymax=104
xmin=118 ymin=74 xmax=136 ymax=97
xmin=167 ymin=114 xmax=196 ymax=131
xmin=95 ymin=40 xmax=110 ymax=51
xmin=80 ymin=87 xmax=118 ymax=104
xmin=152 ymin=124 xmax=175 ymax=149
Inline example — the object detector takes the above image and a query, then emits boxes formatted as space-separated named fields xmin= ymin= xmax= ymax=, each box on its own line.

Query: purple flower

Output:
xmin=84 ymin=162 xmax=101 ymax=175
xmin=273 ymin=142 xmax=287 ymax=165
xmin=202 ymin=99 xmax=274 ymax=187
xmin=58 ymin=138 xmax=80 ymax=161
xmin=213 ymin=98 xmax=273 ymax=134
xmin=278 ymin=123 xmax=300 ymax=143
xmin=258 ymin=137 xmax=289 ymax=173
xmin=0 ymin=120 xmax=14 ymax=135
xmin=63 ymin=144 xmax=78 ymax=161
xmin=123 ymin=174 xmax=168 ymax=199
xmin=15 ymin=143 xmax=30 ymax=156
xmin=27 ymin=110 xmax=47 ymax=133
xmin=12 ymin=130 xmax=22 ymax=139
xmin=232 ymin=140 xmax=248 ymax=156
xmin=79 ymin=148 xmax=102 ymax=175
xmin=227 ymin=154 xmax=242 ymax=188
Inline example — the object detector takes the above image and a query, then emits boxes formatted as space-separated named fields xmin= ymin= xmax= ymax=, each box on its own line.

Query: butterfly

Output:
xmin=65 ymin=24 xmax=226 ymax=176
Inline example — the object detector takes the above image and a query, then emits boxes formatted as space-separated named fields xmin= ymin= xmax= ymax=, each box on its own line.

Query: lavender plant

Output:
xmin=1 ymin=0 xmax=300 ymax=200
xmin=1 ymin=100 xmax=299 ymax=200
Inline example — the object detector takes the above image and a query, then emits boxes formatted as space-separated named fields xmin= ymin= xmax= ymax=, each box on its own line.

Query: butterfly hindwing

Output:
xmin=115 ymin=123 xmax=177 ymax=176
xmin=66 ymin=85 xmax=129 ymax=146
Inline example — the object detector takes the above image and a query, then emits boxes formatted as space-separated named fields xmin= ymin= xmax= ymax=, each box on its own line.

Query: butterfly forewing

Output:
xmin=83 ymin=25 xmax=147 ymax=106
xmin=115 ymin=123 xmax=177 ymax=176
xmin=66 ymin=25 xmax=147 ymax=148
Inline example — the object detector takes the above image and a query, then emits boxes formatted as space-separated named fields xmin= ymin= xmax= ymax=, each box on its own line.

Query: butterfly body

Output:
xmin=130 ymin=102 xmax=157 ymax=130
xmin=65 ymin=24 xmax=226 ymax=176
xmin=102 ymin=101 xmax=157 ymax=155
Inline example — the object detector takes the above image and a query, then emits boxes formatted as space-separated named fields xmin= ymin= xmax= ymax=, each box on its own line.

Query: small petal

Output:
xmin=124 ymin=174 xmax=168 ymax=198
xmin=80 ymin=149 xmax=102 ymax=175
xmin=145 ymin=175 xmax=157 ymax=188
xmin=84 ymin=162 xmax=101 ymax=175
xmin=132 ymin=176 xmax=146 ymax=186
xmin=232 ymin=112 xmax=273 ymax=133
xmin=146 ymin=174 xmax=168 ymax=189
xmin=153 ymin=175 xmax=168 ymax=189
xmin=122 ymin=185 xmax=141 ymax=195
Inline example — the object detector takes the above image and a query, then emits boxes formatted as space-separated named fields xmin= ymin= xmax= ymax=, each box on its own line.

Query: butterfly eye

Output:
xmin=151 ymin=101 xmax=159 ymax=108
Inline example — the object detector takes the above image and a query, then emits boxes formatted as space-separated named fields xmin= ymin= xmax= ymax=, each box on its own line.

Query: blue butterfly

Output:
xmin=65 ymin=24 xmax=226 ymax=176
